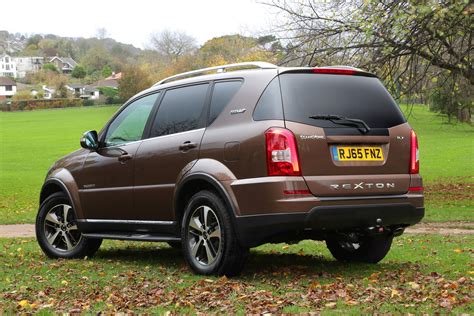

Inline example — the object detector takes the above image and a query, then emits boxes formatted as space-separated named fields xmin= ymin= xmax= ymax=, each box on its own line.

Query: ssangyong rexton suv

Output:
xmin=36 ymin=62 xmax=424 ymax=276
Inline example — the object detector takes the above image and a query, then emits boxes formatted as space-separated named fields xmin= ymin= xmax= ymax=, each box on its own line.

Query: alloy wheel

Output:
xmin=43 ymin=204 xmax=82 ymax=252
xmin=187 ymin=205 xmax=222 ymax=266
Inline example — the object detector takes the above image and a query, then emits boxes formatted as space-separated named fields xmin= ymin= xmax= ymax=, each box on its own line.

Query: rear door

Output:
xmin=279 ymin=71 xmax=412 ymax=196
xmin=133 ymin=83 xmax=210 ymax=220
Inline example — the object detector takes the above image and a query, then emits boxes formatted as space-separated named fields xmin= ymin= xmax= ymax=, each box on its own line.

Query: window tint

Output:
xmin=151 ymin=84 xmax=209 ymax=137
xmin=104 ymin=93 xmax=158 ymax=146
xmin=253 ymin=77 xmax=284 ymax=121
xmin=279 ymin=73 xmax=406 ymax=128
xmin=209 ymin=80 xmax=242 ymax=124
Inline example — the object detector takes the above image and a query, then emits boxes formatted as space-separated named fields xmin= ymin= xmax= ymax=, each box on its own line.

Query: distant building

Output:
xmin=42 ymin=85 xmax=55 ymax=99
xmin=66 ymin=84 xmax=99 ymax=100
xmin=92 ymin=72 xmax=122 ymax=89
xmin=0 ymin=76 xmax=17 ymax=99
xmin=0 ymin=54 xmax=17 ymax=78
xmin=49 ymin=56 xmax=78 ymax=74
xmin=14 ymin=56 xmax=44 ymax=78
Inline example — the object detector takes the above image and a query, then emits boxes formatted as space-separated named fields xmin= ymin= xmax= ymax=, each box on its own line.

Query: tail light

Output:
xmin=265 ymin=127 xmax=301 ymax=176
xmin=409 ymin=130 xmax=419 ymax=174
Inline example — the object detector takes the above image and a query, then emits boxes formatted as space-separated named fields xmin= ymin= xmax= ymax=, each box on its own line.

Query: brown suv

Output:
xmin=36 ymin=62 xmax=424 ymax=276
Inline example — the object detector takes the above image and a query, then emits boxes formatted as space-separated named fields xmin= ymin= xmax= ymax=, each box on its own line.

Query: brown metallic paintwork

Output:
xmin=133 ymin=129 xmax=205 ymax=220
xmin=41 ymin=66 xmax=424 ymax=237
xmin=287 ymin=121 xmax=413 ymax=196
xmin=78 ymin=142 xmax=141 ymax=220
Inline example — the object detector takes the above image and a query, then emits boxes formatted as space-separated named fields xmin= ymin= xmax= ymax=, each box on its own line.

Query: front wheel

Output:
xmin=181 ymin=190 xmax=248 ymax=276
xmin=36 ymin=192 xmax=102 ymax=259
xmin=326 ymin=235 xmax=393 ymax=264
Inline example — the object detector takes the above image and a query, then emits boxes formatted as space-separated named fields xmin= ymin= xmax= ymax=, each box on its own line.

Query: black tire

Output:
xmin=36 ymin=192 xmax=102 ymax=259
xmin=181 ymin=190 xmax=248 ymax=276
xmin=326 ymin=235 xmax=393 ymax=264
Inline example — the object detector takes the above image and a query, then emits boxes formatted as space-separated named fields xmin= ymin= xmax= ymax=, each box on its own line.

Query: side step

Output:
xmin=83 ymin=233 xmax=181 ymax=242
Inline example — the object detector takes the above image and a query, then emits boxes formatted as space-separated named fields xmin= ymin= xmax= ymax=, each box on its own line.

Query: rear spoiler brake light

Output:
xmin=313 ymin=68 xmax=358 ymax=75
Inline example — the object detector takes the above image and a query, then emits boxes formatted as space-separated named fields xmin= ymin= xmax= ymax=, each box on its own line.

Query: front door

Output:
xmin=133 ymin=83 xmax=210 ymax=220
xmin=79 ymin=93 xmax=159 ymax=220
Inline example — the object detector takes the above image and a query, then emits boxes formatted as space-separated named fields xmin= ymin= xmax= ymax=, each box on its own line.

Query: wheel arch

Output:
xmin=40 ymin=175 xmax=83 ymax=219
xmin=174 ymin=173 xmax=243 ymax=245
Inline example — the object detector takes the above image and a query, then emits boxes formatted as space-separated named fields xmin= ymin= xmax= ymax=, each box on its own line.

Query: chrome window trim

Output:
xmin=141 ymin=128 xmax=205 ymax=144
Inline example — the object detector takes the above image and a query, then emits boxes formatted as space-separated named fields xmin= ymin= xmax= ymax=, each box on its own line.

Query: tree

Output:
xmin=118 ymin=66 xmax=153 ymax=101
xmin=95 ymin=27 xmax=108 ymax=40
xmin=149 ymin=30 xmax=197 ymax=62
xmin=197 ymin=35 xmax=277 ymax=67
xmin=102 ymin=65 xmax=112 ymax=78
xmin=267 ymin=0 xmax=473 ymax=121
xmin=43 ymin=63 xmax=59 ymax=73
xmin=81 ymin=45 xmax=113 ymax=74
xmin=71 ymin=65 xmax=87 ymax=78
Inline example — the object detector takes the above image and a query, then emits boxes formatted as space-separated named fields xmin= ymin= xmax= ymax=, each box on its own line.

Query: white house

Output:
xmin=66 ymin=84 xmax=100 ymax=100
xmin=13 ymin=56 xmax=44 ymax=78
xmin=42 ymin=85 xmax=55 ymax=99
xmin=0 ymin=77 xmax=17 ymax=99
xmin=0 ymin=54 xmax=17 ymax=78
xmin=49 ymin=56 xmax=78 ymax=74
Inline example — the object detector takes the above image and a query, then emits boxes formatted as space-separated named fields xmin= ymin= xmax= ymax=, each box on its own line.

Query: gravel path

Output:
xmin=0 ymin=222 xmax=473 ymax=238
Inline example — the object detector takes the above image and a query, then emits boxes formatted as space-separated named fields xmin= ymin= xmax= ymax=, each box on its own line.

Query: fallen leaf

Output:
xmin=18 ymin=300 xmax=29 ymax=308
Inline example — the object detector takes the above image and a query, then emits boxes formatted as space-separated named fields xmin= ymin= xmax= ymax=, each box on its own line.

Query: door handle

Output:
xmin=179 ymin=141 xmax=198 ymax=151
xmin=118 ymin=153 xmax=132 ymax=163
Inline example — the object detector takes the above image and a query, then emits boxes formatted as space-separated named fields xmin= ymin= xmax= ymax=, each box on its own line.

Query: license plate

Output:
xmin=332 ymin=146 xmax=384 ymax=161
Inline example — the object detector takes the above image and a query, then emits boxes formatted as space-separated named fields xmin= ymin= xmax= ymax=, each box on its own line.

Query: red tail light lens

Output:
xmin=313 ymin=68 xmax=357 ymax=75
xmin=410 ymin=130 xmax=419 ymax=174
xmin=265 ymin=128 xmax=301 ymax=176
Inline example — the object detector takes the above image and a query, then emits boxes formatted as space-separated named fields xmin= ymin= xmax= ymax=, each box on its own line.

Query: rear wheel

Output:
xmin=36 ymin=192 xmax=102 ymax=259
xmin=326 ymin=235 xmax=393 ymax=263
xmin=181 ymin=190 xmax=248 ymax=276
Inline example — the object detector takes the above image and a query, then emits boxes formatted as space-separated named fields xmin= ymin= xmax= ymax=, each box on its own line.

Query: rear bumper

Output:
xmin=235 ymin=203 xmax=424 ymax=248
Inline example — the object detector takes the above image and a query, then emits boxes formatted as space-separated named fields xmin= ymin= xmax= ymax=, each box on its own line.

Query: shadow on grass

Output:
xmin=92 ymin=244 xmax=418 ymax=280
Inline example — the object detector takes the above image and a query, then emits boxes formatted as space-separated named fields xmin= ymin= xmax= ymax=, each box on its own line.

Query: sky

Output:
xmin=0 ymin=0 xmax=278 ymax=48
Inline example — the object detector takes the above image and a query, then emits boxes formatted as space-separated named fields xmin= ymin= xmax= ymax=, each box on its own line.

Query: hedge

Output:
xmin=0 ymin=98 xmax=85 ymax=112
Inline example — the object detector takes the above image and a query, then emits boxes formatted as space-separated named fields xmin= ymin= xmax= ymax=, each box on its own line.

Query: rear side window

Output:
xmin=279 ymin=73 xmax=406 ymax=128
xmin=209 ymin=80 xmax=242 ymax=124
xmin=253 ymin=77 xmax=284 ymax=121
xmin=151 ymin=84 xmax=209 ymax=137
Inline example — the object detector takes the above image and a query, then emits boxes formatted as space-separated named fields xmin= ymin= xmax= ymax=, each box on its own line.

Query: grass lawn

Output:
xmin=0 ymin=105 xmax=119 ymax=224
xmin=0 ymin=104 xmax=473 ymax=224
xmin=0 ymin=234 xmax=472 ymax=313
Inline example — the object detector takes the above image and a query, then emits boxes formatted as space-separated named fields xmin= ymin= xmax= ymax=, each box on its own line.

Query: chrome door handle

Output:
xmin=118 ymin=153 xmax=132 ymax=163
xmin=179 ymin=141 xmax=198 ymax=151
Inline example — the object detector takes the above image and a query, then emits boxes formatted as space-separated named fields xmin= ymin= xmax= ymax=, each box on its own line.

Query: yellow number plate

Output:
xmin=332 ymin=146 xmax=384 ymax=161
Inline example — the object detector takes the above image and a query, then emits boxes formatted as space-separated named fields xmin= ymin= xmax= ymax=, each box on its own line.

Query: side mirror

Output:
xmin=80 ymin=130 xmax=99 ymax=151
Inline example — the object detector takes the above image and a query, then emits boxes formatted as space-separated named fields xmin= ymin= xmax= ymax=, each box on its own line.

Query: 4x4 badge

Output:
xmin=230 ymin=108 xmax=246 ymax=115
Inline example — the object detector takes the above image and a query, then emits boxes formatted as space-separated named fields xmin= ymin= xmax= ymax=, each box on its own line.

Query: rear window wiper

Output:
xmin=309 ymin=114 xmax=371 ymax=134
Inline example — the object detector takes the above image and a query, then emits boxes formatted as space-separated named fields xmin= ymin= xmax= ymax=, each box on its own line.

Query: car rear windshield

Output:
xmin=279 ymin=73 xmax=406 ymax=128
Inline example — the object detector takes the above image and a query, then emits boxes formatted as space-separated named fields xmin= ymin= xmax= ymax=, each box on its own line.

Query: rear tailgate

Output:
xmin=279 ymin=71 xmax=412 ymax=197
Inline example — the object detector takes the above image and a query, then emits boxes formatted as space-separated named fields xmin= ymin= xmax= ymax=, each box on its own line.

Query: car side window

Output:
xmin=253 ymin=77 xmax=284 ymax=121
xmin=104 ymin=93 xmax=159 ymax=147
xmin=209 ymin=80 xmax=242 ymax=124
xmin=151 ymin=84 xmax=209 ymax=137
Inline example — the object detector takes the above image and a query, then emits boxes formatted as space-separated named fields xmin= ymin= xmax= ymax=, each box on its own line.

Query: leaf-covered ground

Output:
xmin=0 ymin=234 xmax=472 ymax=314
